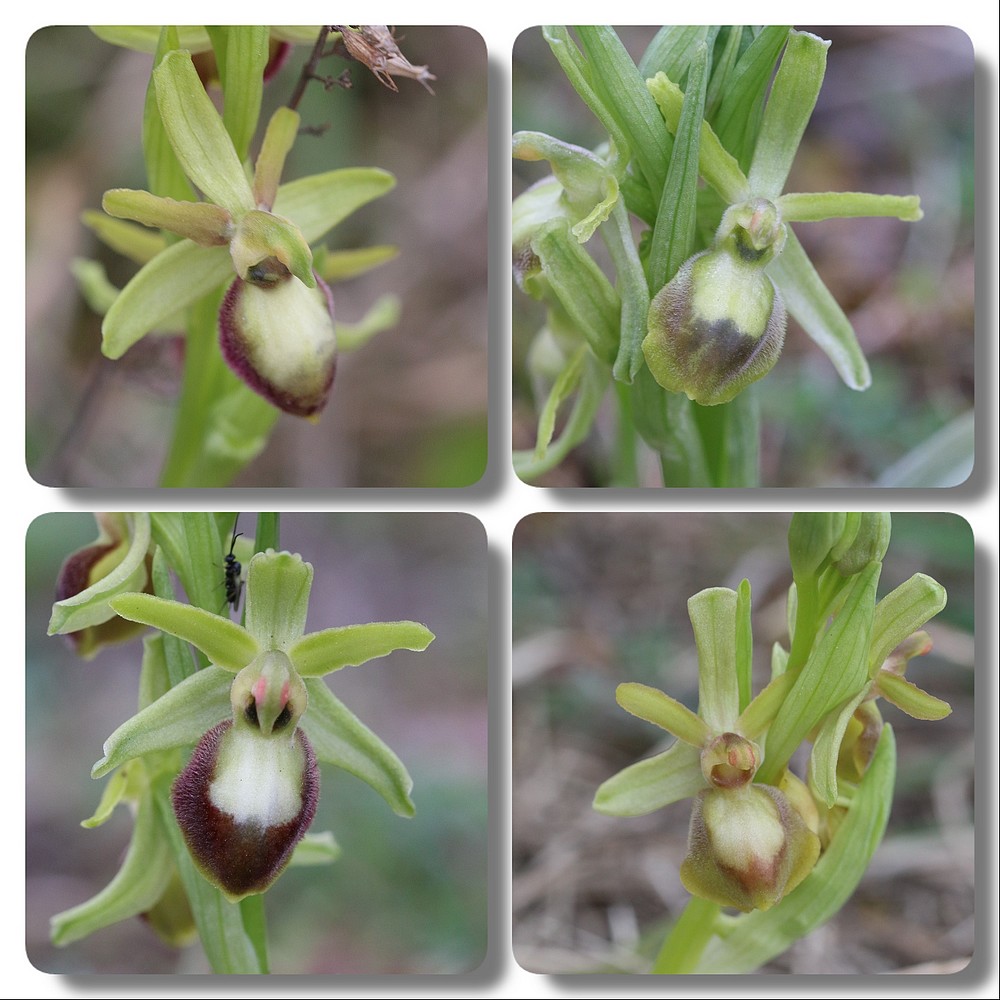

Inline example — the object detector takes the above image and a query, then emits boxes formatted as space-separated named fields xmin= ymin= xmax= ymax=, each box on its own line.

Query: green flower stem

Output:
xmin=651 ymin=895 xmax=721 ymax=973
xmin=609 ymin=382 xmax=639 ymax=486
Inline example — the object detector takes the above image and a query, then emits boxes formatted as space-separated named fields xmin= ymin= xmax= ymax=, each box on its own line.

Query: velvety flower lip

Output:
xmin=219 ymin=271 xmax=337 ymax=419
xmin=172 ymin=719 xmax=319 ymax=901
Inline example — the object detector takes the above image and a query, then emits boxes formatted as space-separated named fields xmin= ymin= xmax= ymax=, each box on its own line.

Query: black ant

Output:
xmin=223 ymin=518 xmax=244 ymax=613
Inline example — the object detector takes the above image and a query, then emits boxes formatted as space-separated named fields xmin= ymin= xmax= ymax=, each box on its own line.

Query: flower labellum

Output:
xmin=172 ymin=651 xmax=319 ymax=900
xmin=219 ymin=272 xmax=337 ymax=419
xmin=680 ymin=782 xmax=820 ymax=912
xmin=643 ymin=198 xmax=787 ymax=406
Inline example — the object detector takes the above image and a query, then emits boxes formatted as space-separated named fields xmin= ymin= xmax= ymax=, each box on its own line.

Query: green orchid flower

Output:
xmin=100 ymin=45 xmax=395 ymax=419
xmin=47 ymin=513 xmax=153 ymax=659
xmin=75 ymin=548 xmax=433 ymax=904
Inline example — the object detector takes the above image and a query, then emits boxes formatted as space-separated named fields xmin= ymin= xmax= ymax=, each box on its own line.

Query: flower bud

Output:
xmin=832 ymin=512 xmax=892 ymax=577
xmin=219 ymin=272 xmax=337 ymax=419
xmin=643 ymin=198 xmax=787 ymax=405
xmin=680 ymin=783 xmax=820 ymax=912
xmin=787 ymin=512 xmax=848 ymax=581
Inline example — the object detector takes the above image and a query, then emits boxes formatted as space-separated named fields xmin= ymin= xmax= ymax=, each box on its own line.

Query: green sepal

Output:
xmin=289 ymin=831 xmax=341 ymax=867
xmin=593 ymin=739 xmax=705 ymax=817
xmin=808 ymin=688 xmax=870 ymax=807
xmin=769 ymin=228 xmax=871 ymax=391
xmin=615 ymin=682 xmax=711 ymax=747
xmin=531 ymin=344 xmax=586 ymax=461
xmin=92 ymin=26 xmax=214 ymax=52
xmin=101 ymin=239 xmax=232 ymax=358
xmin=70 ymin=259 xmax=120 ymax=315
xmin=735 ymin=579 xmax=753 ymax=713
xmin=47 ymin=513 xmax=151 ymax=636
xmin=335 ymin=293 xmax=401 ymax=353
xmin=109 ymin=593 xmax=259 ymax=671
xmin=272 ymin=168 xmax=396 ymax=244
xmin=102 ymin=189 xmax=231 ymax=246
xmin=91 ymin=665 xmax=233 ymax=778
xmin=319 ymin=245 xmax=398 ymax=282
xmin=693 ymin=725 xmax=896 ymax=973
xmin=747 ymin=31 xmax=829 ymax=200
xmin=254 ymin=107 xmax=301 ymax=209
xmin=300 ymin=678 xmax=416 ymax=817
xmin=759 ymin=563 xmax=879 ymax=784
xmin=50 ymin=783 xmax=174 ymax=947
xmin=153 ymin=51 xmax=255 ymax=216
xmin=876 ymin=671 xmax=952 ymax=721
xmin=143 ymin=27 xmax=195 ymax=204
xmin=868 ymin=573 xmax=947 ymax=678
xmin=82 ymin=210 xmax=166 ymax=264
xmin=80 ymin=767 xmax=131 ymax=829
xmin=289 ymin=621 xmax=435 ymax=677
xmin=688 ymin=587 xmax=740 ymax=733
xmin=244 ymin=550 xmax=313 ymax=652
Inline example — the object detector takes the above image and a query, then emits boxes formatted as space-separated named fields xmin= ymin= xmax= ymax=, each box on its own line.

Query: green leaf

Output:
xmin=877 ymin=410 xmax=974 ymax=488
xmin=646 ymin=43 xmax=707 ymax=294
xmin=616 ymin=683 xmax=711 ymax=747
xmin=272 ymin=168 xmax=396 ymax=244
xmin=759 ymin=563 xmax=880 ymax=784
xmin=154 ymin=51 xmax=254 ymax=215
xmin=638 ymin=25 xmax=712 ymax=80
xmin=109 ymin=594 xmax=259 ymax=671
xmin=208 ymin=26 xmax=269 ymax=161
xmin=300 ymin=678 xmax=416 ymax=816
xmin=694 ymin=725 xmax=896 ymax=973
xmin=51 ymin=786 xmax=174 ymax=946
xmin=152 ymin=778 xmax=264 ymax=973
xmin=101 ymin=240 xmax=232 ymax=358
xmin=593 ymin=740 xmax=705 ymax=816
xmin=91 ymin=665 xmax=233 ymax=778
xmin=243 ymin=550 xmax=313 ymax=652
xmin=747 ymin=30 xmax=829 ymax=200
xmin=768 ymin=228 xmax=871 ymax=390
xmin=688 ymin=587 xmax=739 ymax=732
xmin=289 ymin=621 xmax=435 ymax=677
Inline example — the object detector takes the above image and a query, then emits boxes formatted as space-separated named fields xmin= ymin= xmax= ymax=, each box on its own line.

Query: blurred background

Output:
xmin=26 ymin=512 xmax=488 ymax=973
xmin=26 ymin=26 xmax=488 ymax=487
xmin=513 ymin=27 xmax=975 ymax=487
xmin=512 ymin=512 xmax=974 ymax=973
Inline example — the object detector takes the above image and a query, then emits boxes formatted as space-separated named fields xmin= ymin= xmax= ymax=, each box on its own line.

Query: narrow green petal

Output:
xmin=778 ymin=191 xmax=923 ymax=223
xmin=593 ymin=740 xmax=705 ymax=816
xmin=289 ymin=621 xmax=434 ymax=677
xmin=153 ymin=50 xmax=254 ymax=215
xmin=243 ymin=550 xmax=313 ymax=652
xmin=80 ymin=768 xmax=130 ymax=828
xmin=808 ymin=688 xmax=869 ymax=807
xmin=101 ymin=240 xmax=232 ymax=358
xmin=319 ymin=244 xmax=398 ymax=282
xmin=616 ymin=682 xmax=711 ymax=746
xmin=51 ymin=790 xmax=173 ymax=946
xmin=300 ymin=678 xmax=415 ymax=816
xmin=747 ymin=30 xmax=829 ymax=200
xmin=289 ymin=831 xmax=341 ymax=867
xmin=735 ymin=671 xmax=795 ymax=739
xmin=254 ymin=107 xmax=301 ymax=209
xmin=91 ymin=665 xmax=233 ymax=778
xmin=272 ymin=168 xmax=396 ymax=244
xmin=109 ymin=593 xmax=259 ymax=671
xmin=335 ymin=293 xmax=401 ymax=353
xmin=688 ymin=587 xmax=740 ymax=732
xmin=102 ymin=189 xmax=231 ymax=245
xmin=768 ymin=228 xmax=871 ymax=390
